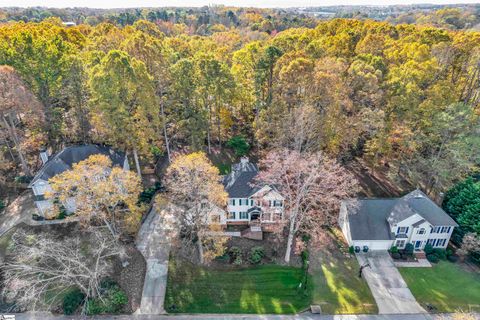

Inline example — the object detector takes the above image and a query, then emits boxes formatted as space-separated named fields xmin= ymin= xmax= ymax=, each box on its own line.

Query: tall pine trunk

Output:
xmin=160 ymin=96 xmax=171 ymax=163
xmin=133 ymin=148 xmax=142 ymax=178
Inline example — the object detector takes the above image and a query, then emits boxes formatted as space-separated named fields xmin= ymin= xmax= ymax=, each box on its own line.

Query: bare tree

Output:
xmin=1 ymin=228 xmax=122 ymax=314
xmin=257 ymin=149 xmax=359 ymax=263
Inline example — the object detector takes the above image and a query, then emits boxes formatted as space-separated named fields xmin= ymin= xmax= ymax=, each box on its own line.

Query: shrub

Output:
xmin=446 ymin=249 xmax=453 ymax=257
xmin=424 ymin=243 xmax=434 ymax=255
xmin=0 ymin=199 xmax=5 ymax=211
xmin=391 ymin=252 xmax=401 ymax=259
xmin=138 ymin=182 xmax=162 ymax=204
xmin=14 ymin=175 xmax=32 ymax=184
xmin=390 ymin=246 xmax=399 ymax=254
xmin=86 ymin=281 xmax=128 ymax=315
xmin=404 ymin=243 xmax=414 ymax=256
xmin=301 ymin=233 xmax=311 ymax=243
xmin=349 ymin=246 xmax=354 ymax=254
xmin=57 ymin=207 xmax=67 ymax=220
xmin=433 ymin=248 xmax=447 ymax=260
xmin=248 ymin=246 xmax=265 ymax=265
xmin=233 ymin=255 xmax=243 ymax=265
xmin=362 ymin=246 xmax=369 ymax=253
xmin=63 ymin=288 xmax=85 ymax=315
xmin=301 ymin=250 xmax=309 ymax=269
xmin=447 ymin=255 xmax=459 ymax=263
xmin=229 ymin=246 xmax=241 ymax=261
xmin=226 ymin=135 xmax=250 ymax=156
xmin=427 ymin=254 xmax=439 ymax=263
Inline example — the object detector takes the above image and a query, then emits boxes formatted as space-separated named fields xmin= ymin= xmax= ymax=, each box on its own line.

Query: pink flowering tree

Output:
xmin=257 ymin=149 xmax=359 ymax=263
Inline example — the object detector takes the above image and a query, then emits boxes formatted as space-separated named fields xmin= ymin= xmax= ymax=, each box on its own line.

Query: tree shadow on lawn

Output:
xmin=165 ymin=258 xmax=311 ymax=314
xmin=309 ymin=230 xmax=377 ymax=314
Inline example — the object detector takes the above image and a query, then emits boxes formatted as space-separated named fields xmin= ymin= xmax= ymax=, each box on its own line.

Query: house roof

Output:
xmin=223 ymin=158 xmax=260 ymax=198
xmin=412 ymin=219 xmax=426 ymax=227
xmin=29 ymin=145 xmax=126 ymax=186
xmin=387 ymin=189 xmax=458 ymax=227
xmin=224 ymin=171 xmax=259 ymax=198
xmin=345 ymin=199 xmax=397 ymax=241
xmin=345 ymin=190 xmax=458 ymax=241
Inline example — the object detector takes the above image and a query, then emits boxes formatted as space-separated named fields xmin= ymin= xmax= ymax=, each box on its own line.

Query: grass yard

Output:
xmin=399 ymin=261 xmax=480 ymax=312
xmin=310 ymin=229 xmax=377 ymax=314
xmin=165 ymin=259 xmax=312 ymax=314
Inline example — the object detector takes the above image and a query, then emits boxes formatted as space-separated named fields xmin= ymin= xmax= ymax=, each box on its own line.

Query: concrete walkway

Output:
xmin=394 ymin=259 xmax=431 ymax=268
xmin=356 ymin=251 xmax=426 ymax=314
xmin=9 ymin=312 xmax=478 ymax=320
xmin=135 ymin=202 xmax=177 ymax=315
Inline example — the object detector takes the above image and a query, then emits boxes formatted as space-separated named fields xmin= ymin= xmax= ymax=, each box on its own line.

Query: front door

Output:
xmin=415 ymin=241 xmax=422 ymax=249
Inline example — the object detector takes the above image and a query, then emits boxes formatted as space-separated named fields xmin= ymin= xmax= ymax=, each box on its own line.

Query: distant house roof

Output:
xmin=345 ymin=199 xmax=397 ymax=241
xmin=29 ymin=145 xmax=126 ymax=186
xmin=387 ymin=189 xmax=458 ymax=227
xmin=345 ymin=190 xmax=458 ymax=241
xmin=223 ymin=157 xmax=260 ymax=198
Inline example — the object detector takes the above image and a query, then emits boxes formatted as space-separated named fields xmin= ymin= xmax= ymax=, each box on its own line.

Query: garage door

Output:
xmin=353 ymin=240 xmax=392 ymax=250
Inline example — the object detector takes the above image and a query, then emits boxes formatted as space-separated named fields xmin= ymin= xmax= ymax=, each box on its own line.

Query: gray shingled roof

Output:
xmin=224 ymin=171 xmax=259 ymax=198
xmin=387 ymin=189 xmax=458 ymax=227
xmin=346 ymin=199 xmax=397 ymax=240
xmin=29 ymin=145 xmax=126 ymax=186
xmin=346 ymin=190 xmax=458 ymax=241
xmin=223 ymin=158 xmax=260 ymax=198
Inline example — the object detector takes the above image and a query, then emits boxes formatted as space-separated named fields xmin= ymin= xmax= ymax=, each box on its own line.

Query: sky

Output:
xmin=0 ymin=0 xmax=479 ymax=9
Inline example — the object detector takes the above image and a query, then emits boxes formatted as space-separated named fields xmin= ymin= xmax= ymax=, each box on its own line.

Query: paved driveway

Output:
xmin=135 ymin=202 xmax=177 ymax=315
xmin=356 ymin=251 xmax=426 ymax=314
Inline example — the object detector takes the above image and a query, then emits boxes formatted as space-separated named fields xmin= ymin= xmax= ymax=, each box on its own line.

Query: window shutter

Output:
xmin=405 ymin=227 xmax=409 ymax=234
xmin=233 ymin=199 xmax=235 ymax=206
xmin=397 ymin=227 xmax=400 ymax=234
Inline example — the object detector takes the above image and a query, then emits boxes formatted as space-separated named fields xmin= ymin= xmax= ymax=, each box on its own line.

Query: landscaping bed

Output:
xmin=165 ymin=258 xmax=311 ymax=314
xmin=399 ymin=261 xmax=480 ymax=312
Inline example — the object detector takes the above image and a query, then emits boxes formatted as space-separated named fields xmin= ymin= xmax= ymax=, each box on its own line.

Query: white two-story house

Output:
xmin=28 ymin=145 xmax=129 ymax=218
xmin=221 ymin=157 xmax=285 ymax=236
xmin=339 ymin=189 xmax=458 ymax=251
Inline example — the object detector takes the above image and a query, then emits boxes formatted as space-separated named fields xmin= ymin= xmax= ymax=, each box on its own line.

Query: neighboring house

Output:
xmin=28 ymin=145 xmax=129 ymax=218
xmin=218 ymin=157 xmax=285 ymax=237
xmin=339 ymin=189 xmax=458 ymax=251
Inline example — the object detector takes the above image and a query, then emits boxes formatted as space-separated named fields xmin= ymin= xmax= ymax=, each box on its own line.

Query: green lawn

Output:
xmin=311 ymin=255 xmax=377 ymax=314
xmin=165 ymin=259 xmax=312 ymax=314
xmin=399 ymin=261 xmax=480 ymax=312
xmin=309 ymin=228 xmax=377 ymax=314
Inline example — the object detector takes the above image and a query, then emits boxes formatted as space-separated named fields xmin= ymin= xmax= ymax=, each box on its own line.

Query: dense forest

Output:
xmin=0 ymin=14 xmax=479 ymax=199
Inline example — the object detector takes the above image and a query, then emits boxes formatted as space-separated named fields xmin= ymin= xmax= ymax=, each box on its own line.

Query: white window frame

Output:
xmin=239 ymin=212 xmax=248 ymax=219
xmin=396 ymin=240 xmax=406 ymax=248
xmin=417 ymin=228 xmax=426 ymax=235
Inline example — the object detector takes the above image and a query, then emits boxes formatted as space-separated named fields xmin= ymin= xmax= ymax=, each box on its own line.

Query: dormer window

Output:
xmin=417 ymin=228 xmax=425 ymax=235
xmin=397 ymin=226 xmax=408 ymax=234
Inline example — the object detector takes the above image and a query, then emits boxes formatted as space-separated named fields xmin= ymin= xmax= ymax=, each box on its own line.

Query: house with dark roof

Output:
xmin=28 ymin=145 xmax=129 ymax=218
xmin=339 ymin=189 xmax=458 ymax=251
xmin=220 ymin=157 xmax=285 ymax=236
